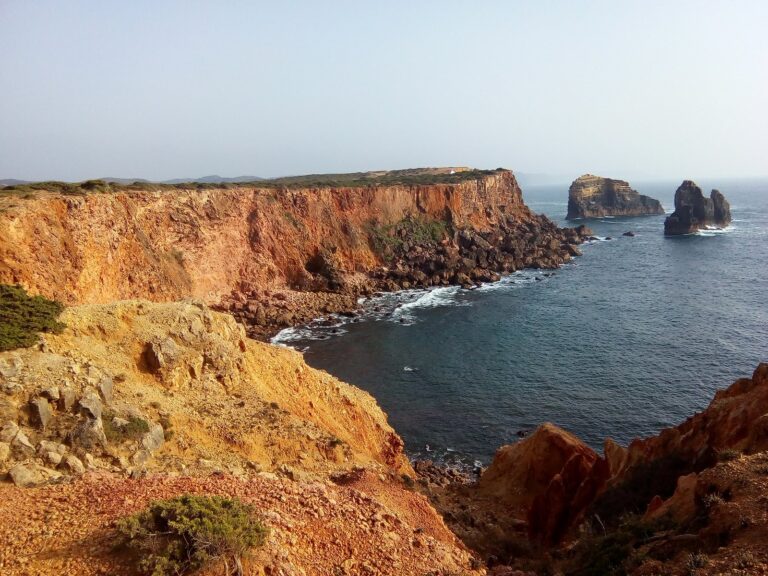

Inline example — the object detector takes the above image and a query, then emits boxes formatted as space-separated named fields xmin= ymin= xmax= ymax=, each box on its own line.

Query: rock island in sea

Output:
xmin=566 ymin=174 xmax=665 ymax=219
xmin=664 ymin=179 xmax=732 ymax=235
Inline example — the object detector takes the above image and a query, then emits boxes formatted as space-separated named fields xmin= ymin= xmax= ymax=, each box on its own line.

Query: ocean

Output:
xmin=273 ymin=178 xmax=768 ymax=468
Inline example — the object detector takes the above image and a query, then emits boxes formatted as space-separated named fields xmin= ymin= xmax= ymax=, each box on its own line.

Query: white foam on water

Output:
xmin=390 ymin=286 xmax=467 ymax=324
xmin=696 ymin=225 xmax=733 ymax=237
xmin=274 ymin=268 xmax=560 ymax=346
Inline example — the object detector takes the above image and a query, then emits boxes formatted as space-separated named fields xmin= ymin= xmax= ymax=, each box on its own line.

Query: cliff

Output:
xmin=0 ymin=300 xmax=481 ymax=575
xmin=0 ymin=169 xmax=590 ymax=339
xmin=664 ymin=180 xmax=732 ymax=235
xmin=566 ymin=174 xmax=664 ymax=219
xmin=0 ymin=300 xmax=412 ymax=481
xmin=425 ymin=363 xmax=768 ymax=572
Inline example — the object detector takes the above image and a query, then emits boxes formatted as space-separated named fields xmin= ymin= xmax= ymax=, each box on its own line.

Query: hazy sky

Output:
xmin=1 ymin=1 xmax=766 ymax=181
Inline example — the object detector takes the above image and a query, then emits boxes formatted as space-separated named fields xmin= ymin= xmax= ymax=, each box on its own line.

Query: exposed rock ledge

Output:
xmin=566 ymin=174 xmax=664 ymax=219
xmin=664 ymin=179 xmax=732 ymax=235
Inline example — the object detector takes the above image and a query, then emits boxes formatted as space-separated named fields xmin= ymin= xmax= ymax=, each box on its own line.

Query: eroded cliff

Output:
xmin=0 ymin=300 xmax=482 ymax=575
xmin=0 ymin=169 xmax=590 ymax=338
xmin=424 ymin=363 xmax=768 ymax=573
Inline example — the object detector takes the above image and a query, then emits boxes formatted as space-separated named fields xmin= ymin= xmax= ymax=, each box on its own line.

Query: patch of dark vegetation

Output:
xmin=0 ymin=284 xmax=65 ymax=351
xmin=567 ymin=515 xmax=671 ymax=576
xmin=116 ymin=494 xmax=268 ymax=576
xmin=103 ymin=412 xmax=150 ymax=444
xmin=591 ymin=452 xmax=715 ymax=527
xmin=716 ymin=448 xmax=740 ymax=462
xmin=1 ymin=180 xmax=110 ymax=196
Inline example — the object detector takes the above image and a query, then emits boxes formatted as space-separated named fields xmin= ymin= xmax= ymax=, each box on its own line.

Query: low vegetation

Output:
xmin=2 ymin=168 xmax=505 ymax=196
xmin=103 ymin=412 xmax=150 ymax=443
xmin=367 ymin=214 xmax=450 ymax=259
xmin=116 ymin=494 xmax=268 ymax=576
xmin=0 ymin=284 xmax=65 ymax=351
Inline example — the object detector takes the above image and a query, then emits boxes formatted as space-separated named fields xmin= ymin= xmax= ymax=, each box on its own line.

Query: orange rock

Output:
xmin=478 ymin=423 xmax=599 ymax=514
xmin=0 ymin=171 xmax=533 ymax=307
xmin=643 ymin=472 xmax=698 ymax=524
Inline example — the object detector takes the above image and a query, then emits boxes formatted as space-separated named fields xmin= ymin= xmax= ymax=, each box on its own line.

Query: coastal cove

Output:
xmin=275 ymin=178 xmax=768 ymax=467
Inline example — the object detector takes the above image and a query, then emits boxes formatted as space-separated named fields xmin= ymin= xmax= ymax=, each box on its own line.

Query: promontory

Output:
xmin=566 ymin=174 xmax=664 ymax=219
xmin=664 ymin=179 xmax=732 ymax=235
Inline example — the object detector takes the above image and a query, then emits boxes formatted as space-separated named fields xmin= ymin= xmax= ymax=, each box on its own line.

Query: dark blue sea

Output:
xmin=274 ymin=178 xmax=768 ymax=467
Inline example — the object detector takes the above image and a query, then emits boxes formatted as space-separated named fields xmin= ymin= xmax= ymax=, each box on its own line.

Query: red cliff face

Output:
xmin=0 ymin=171 xmax=530 ymax=306
xmin=473 ymin=363 xmax=768 ymax=547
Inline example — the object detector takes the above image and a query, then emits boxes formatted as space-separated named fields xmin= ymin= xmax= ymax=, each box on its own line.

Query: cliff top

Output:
xmin=1 ymin=167 xmax=505 ymax=198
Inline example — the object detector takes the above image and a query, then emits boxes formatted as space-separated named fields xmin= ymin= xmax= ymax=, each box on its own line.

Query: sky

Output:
xmin=0 ymin=1 xmax=766 ymax=182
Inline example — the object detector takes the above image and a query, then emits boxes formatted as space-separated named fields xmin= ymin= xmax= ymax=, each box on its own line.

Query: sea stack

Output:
xmin=566 ymin=174 xmax=664 ymax=219
xmin=664 ymin=180 xmax=732 ymax=235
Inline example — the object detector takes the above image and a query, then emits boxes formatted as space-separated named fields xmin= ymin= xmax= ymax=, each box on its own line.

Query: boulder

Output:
xmin=9 ymin=462 xmax=61 ymax=487
xmin=41 ymin=387 xmax=60 ymax=402
xmin=29 ymin=397 xmax=52 ymax=430
xmin=141 ymin=423 xmax=165 ymax=453
xmin=44 ymin=451 xmax=63 ymax=466
xmin=0 ymin=421 xmax=19 ymax=442
xmin=664 ymin=180 xmax=732 ymax=235
xmin=68 ymin=417 xmax=107 ymax=450
xmin=78 ymin=389 xmax=102 ymax=420
xmin=37 ymin=440 xmax=67 ymax=456
xmin=143 ymin=338 xmax=180 ymax=372
xmin=62 ymin=454 xmax=85 ymax=475
xmin=0 ymin=441 xmax=9 ymax=463
xmin=58 ymin=387 xmax=76 ymax=412
xmin=566 ymin=175 xmax=664 ymax=219
xmin=98 ymin=376 xmax=114 ymax=404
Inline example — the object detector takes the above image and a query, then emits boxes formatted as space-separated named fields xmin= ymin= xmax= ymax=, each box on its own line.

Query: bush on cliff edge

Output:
xmin=116 ymin=494 xmax=269 ymax=576
xmin=0 ymin=284 xmax=65 ymax=351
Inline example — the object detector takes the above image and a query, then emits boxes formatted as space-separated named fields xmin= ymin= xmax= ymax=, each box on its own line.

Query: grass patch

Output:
xmin=116 ymin=494 xmax=268 ymax=576
xmin=0 ymin=284 xmax=65 ymax=351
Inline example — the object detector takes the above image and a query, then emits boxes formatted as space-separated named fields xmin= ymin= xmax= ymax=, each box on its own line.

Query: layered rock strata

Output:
xmin=566 ymin=174 xmax=664 ymax=219
xmin=664 ymin=180 xmax=732 ymax=235
xmin=0 ymin=169 xmax=591 ymax=339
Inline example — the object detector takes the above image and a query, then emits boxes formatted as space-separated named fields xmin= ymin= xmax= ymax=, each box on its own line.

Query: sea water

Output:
xmin=273 ymin=178 xmax=768 ymax=468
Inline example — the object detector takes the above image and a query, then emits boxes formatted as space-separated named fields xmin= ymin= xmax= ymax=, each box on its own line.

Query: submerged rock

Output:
xmin=566 ymin=174 xmax=664 ymax=219
xmin=664 ymin=180 xmax=732 ymax=235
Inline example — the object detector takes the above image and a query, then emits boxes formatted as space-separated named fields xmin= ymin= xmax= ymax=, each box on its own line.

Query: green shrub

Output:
xmin=0 ymin=284 xmax=65 ymax=351
xmin=103 ymin=412 xmax=150 ymax=443
xmin=117 ymin=494 xmax=268 ymax=576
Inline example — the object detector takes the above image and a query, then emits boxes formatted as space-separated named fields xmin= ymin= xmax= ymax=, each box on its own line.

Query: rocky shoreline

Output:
xmin=221 ymin=215 xmax=593 ymax=340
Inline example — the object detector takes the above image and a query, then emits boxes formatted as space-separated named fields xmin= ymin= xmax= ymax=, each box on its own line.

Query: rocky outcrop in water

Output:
xmin=664 ymin=180 xmax=732 ymax=235
xmin=566 ymin=174 xmax=664 ymax=219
